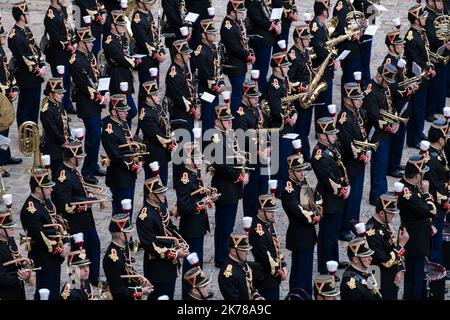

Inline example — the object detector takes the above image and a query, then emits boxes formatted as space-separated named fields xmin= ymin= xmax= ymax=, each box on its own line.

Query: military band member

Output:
xmin=340 ymin=237 xmax=382 ymax=300
xmin=366 ymin=193 xmax=408 ymax=300
xmin=166 ymin=39 xmax=199 ymax=134
xmin=287 ymin=25 xmax=313 ymax=161
xmin=424 ymin=119 xmax=450 ymax=265
xmin=101 ymin=94 xmax=143 ymax=218
xmin=183 ymin=261 xmax=213 ymax=300
xmin=208 ymin=105 xmax=245 ymax=268
xmin=221 ymin=0 xmax=255 ymax=112
xmin=424 ymin=0 xmax=449 ymax=122
xmin=0 ymin=19 xmax=22 ymax=175
xmin=313 ymin=270 xmax=340 ymax=300
xmin=397 ymin=155 xmax=436 ymax=300
xmin=310 ymin=0 xmax=339 ymax=120
xmin=103 ymin=10 xmax=140 ymax=127
xmin=0 ymin=209 xmax=30 ymax=300
xmin=191 ymin=19 xmax=224 ymax=131
xmin=53 ymin=141 xmax=101 ymax=286
xmin=138 ymin=80 xmax=173 ymax=187
xmin=248 ymin=194 xmax=287 ymax=300
xmin=404 ymin=4 xmax=436 ymax=149
xmin=332 ymin=0 xmax=363 ymax=98
xmin=103 ymin=213 xmax=153 ymax=300
xmin=8 ymin=1 xmax=46 ymax=127
xmin=233 ymin=81 xmax=268 ymax=219
xmin=162 ymin=0 xmax=188 ymax=55
xmin=276 ymin=0 xmax=298 ymax=45
xmin=281 ymin=151 xmax=321 ymax=295
xmin=311 ymin=117 xmax=350 ymax=275
xmin=218 ymin=233 xmax=264 ymax=300
xmin=365 ymin=63 xmax=398 ymax=205
xmin=20 ymin=169 xmax=70 ymax=300
xmin=186 ymin=0 xmax=212 ymax=48
xmin=246 ymin=0 xmax=281 ymax=96
xmin=131 ymin=0 xmax=166 ymax=93
xmin=44 ymin=0 xmax=76 ymax=114
xmin=384 ymin=30 xmax=412 ymax=179
xmin=265 ymin=52 xmax=298 ymax=185
xmin=176 ymin=142 xmax=211 ymax=298
xmin=336 ymin=82 xmax=369 ymax=241
xmin=40 ymin=78 xmax=71 ymax=176
xmin=69 ymin=27 xmax=109 ymax=185
xmin=60 ymin=248 xmax=94 ymax=300
xmin=137 ymin=175 xmax=188 ymax=300
xmin=76 ymin=0 xmax=107 ymax=55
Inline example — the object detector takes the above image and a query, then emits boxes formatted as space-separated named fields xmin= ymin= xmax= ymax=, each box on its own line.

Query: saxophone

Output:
xmin=299 ymin=48 xmax=337 ymax=109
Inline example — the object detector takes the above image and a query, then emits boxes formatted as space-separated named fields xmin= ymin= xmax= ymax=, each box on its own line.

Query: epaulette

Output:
xmin=26 ymin=201 xmax=36 ymax=214
xmin=335 ymin=1 xmax=343 ymax=11
xmin=133 ymin=13 xmax=141 ymax=24
xmin=105 ymin=123 xmax=113 ymax=134
xmin=236 ymin=107 xmax=245 ymax=116
xmin=41 ymin=100 xmax=49 ymax=113
xmin=69 ymin=53 xmax=76 ymax=64
xmin=406 ymin=30 xmax=414 ymax=41
xmin=403 ymin=187 xmax=412 ymax=200
xmin=212 ymin=133 xmax=221 ymax=144
xmin=314 ymin=148 xmax=322 ymax=160
xmin=224 ymin=20 xmax=232 ymax=30
xmin=223 ymin=264 xmax=233 ymax=278
xmin=366 ymin=228 xmax=376 ymax=237
xmin=311 ymin=22 xmax=318 ymax=33
xmin=272 ymin=78 xmax=279 ymax=89
xmin=61 ymin=283 xmax=71 ymax=300
xmin=284 ymin=181 xmax=294 ymax=193
xmin=8 ymin=28 xmax=15 ymax=39
xmin=180 ymin=172 xmax=189 ymax=185
xmin=255 ymin=223 xmax=265 ymax=236
xmin=57 ymin=170 xmax=67 ymax=183
xmin=346 ymin=277 xmax=356 ymax=289
xmin=169 ymin=66 xmax=176 ymax=78
xmin=47 ymin=9 xmax=55 ymax=20
xmin=288 ymin=49 xmax=296 ymax=60
xmin=105 ymin=35 xmax=112 ymax=44
xmin=108 ymin=248 xmax=119 ymax=262
xmin=194 ymin=45 xmax=202 ymax=56
xmin=139 ymin=108 xmax=146 ymax=120
xmin=139 ymin=207 xmax=148 ymax=220
xmin=338 ymin=112 xmax=347 ymax=125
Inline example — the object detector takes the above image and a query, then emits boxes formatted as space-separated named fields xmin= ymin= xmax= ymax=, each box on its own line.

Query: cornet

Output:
xmin=379 ymin=109 xmax=409 ymax=125
xmin=353 ymin=140 xmax=379 ymax=151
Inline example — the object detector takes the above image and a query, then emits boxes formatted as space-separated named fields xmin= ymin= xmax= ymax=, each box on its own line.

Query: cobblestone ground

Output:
xmin=0 ymin=0 xmax=448 ymax=300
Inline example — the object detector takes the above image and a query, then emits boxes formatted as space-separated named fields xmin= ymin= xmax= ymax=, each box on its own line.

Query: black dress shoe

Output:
xmin=4 ymin=156 xmax=23 ymax=165
xmin=83 ymin=175 xmax=98 ymax=184
xmin=387 ymin=169 xmax=405 ymax=178
xmin=94 ymin=168 xmax=106 ymax=177
xmin=338 ymin=232 xmax=354 ymax=242
xmin=426 ymin=115 xmax=437 ymax=123
xmin=338 ymin=261 xmax=349 ymax=269
xmin=2 ymin=170 xmax=10 ymax=178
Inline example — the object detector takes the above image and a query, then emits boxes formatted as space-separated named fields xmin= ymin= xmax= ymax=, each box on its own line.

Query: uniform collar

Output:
xmin=387 ymin=51 xmax=401 ymax=59
xmin=411 ymin=24 xmax=423 ymax=32
xmin=350 ymin=263 xmax=370 ymax=276
xmin=145 ymin=199 xmax=160 ymax=210
xmin=112 ymin=240 xmax=126 ymax=249
xmin=256 ymin=214 xmax=270 ymax=225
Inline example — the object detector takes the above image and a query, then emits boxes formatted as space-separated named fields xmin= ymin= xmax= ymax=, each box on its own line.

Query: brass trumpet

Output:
xmin=120 ymin=274 xmax=152 ymax=290
xmin=191 ymin=186 xmax=221 ymax=207
xmin=379 ymin=109 xmax=409 ymax=125
xmin=83 ymin=182 xmax=108 ymax=196
xmin=353 ymin=140 xmax=379 ymax=151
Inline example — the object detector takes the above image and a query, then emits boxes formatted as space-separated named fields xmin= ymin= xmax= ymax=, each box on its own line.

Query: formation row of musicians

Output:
xmin=0 ymin=0 xmax=449 ymax=301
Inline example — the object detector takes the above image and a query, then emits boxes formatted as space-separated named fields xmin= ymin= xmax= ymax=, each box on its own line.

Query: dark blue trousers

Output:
xmin=370 ymin=139 xmax=390 ymax=204
xmin=17 ymin=87 xmax=41 ymax=127
xmin=259 ymin=286 xmax=280 ymax=301
xmin=83 ymin=227 xmax=101 ymax=286
xmin=253 ymin=45 xmax=272 ymax=99
xmin=182 ymin=236 xmax=204 ymax=299
xmin=126 ymin=94 xmax=138 ymax=129
xmin=341 ymin=173 xmax=364 ymax=235
xmin=81 ymin=115 xmax=101 ymax=177
xmin=275 ymin=136 xmax=294 ymax=188
xmin=317 ymin=212 xmax=341 ymax=274
xmin=229 ymin=74 xmax=246 ymax=113
xmin=148 ymin=278 xmax=176 ymax=300
xmin=289 ymin=248 xmax=314 ymax=296
xmin=243 ymin=165 xmax=268 ymax=219
xmin=0 ymin=129 xmax=11 ymax=165
xmin=360 ymin=35 xmax=373 ymax=89
xmin=429 ymin=213 xmax=445 ymax=265
xmin=34 ymin=267 xmax=61 ymax=300
xmin=294 ymin=102 xmax=313 ymax=161
xmin=446 ymin=63 xmax=450 ymax=97
xmin=404 ymin=255 xmax=425 ymax=300
xmin=214 ymin=203 xmax=238 ymax=265
xmin=50 ymin=63 xmax=74 ymax=112
xmin=92 ymin=34 xmax=102 ymax=57
xmin=407 ymin=84 xmax=428 ymax=147
xmin=426 ymin=65 xmax=447 ymax=117
xmin=314 ymin=78 xmax=333 ymax=123
xmin=388 ymin=123 xmax=406 ymax=173
xmin=341 ymin=56 xmax=362 ymax=99
xmin=201 ymin=96 xmax=219 ymax=132
xmin=111 ymin=184 xmax=136 ymax=220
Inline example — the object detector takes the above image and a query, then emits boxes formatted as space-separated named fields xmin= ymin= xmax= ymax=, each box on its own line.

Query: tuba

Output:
xmin=18 ymin=121 xmax=44 ymax=173
xmin=345 ymin=10 xmax=365 ymax=33
xmin=0 ymin=93 xmax=15 ymax=132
